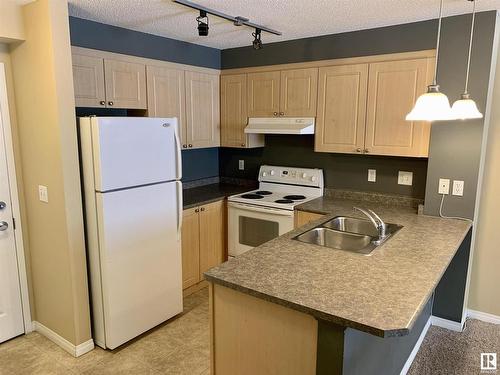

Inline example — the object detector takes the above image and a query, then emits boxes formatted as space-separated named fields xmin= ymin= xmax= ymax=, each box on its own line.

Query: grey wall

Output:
xmin=220 ymin=135 xmax=428 ymax=198
xmin=69 ymin=16 xmax=220 ymax=69
xmin=424 ymin=12 xmax=499 ymax=219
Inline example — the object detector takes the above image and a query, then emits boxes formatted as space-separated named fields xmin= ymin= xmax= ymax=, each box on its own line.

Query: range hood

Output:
xmin=244 ymin=117 xmax=315 ymax=135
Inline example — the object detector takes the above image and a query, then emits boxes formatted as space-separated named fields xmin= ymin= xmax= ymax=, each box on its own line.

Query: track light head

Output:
xmin=252 ymin=28 xmax=263 ymax=50
xmin=196 ymin=10 xmax=209 ymax=36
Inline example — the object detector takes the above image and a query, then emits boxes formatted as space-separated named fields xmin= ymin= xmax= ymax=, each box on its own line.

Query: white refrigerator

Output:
xmin=79 ymin=116 xmax=183 ymax=349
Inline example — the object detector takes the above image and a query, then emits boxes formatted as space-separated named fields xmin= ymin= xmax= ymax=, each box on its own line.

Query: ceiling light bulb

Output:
xmin=406 ymin=85 xmax=455 ymax=122
xmin=451 ymin=94 xmax=483 ymax=120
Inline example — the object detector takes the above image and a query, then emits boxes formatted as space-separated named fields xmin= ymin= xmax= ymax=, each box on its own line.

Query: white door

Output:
xmin=0 ymin=95 xmax=24 ymax=343
xmin=96 ymin=181 xmax=183 ymax=349
xmin=90 ymin=117 xmax=181 ymax=191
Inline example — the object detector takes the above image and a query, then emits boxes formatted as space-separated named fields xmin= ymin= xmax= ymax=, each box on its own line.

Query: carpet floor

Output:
xmin=408 ymin=319 xmax=500 ymax=375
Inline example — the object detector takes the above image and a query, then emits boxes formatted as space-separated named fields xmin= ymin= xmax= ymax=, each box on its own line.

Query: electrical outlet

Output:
xmin=368 ymin=169 xmax=376 ymax=182
xmin=452 ymin=180 xmax=464 ymax=196
xmin=438 ymin=178 xmax=450 ymax=195
xmin=38 ymin=185 xmax=49 ymax=203
xmin=238 ymin=160 xmax=245 ymax=171
xmin=398 ymin=171 xmax=413 ymax=186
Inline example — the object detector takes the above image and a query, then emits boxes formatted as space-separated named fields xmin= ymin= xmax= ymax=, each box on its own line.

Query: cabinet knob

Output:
xmin=241 ymin=143 xmax=245 ymax=147
xmin=364 ymin=148 xmax=370 ymax=153
xmin=182 ymin=144 xmax=187 ymax=148
xmin=0 ymin=221 xmax=8 ymax=231
xmin=356 ymin=148 xmax=362 ymax=153
xmin=195 ymin=208 xmax=200 ymax=213
xmin=200 ymin=207 xmax=205 ymax=212
xmin=0 ymin=201 xmax=6 ymax=210
xmin=279 ymin=112 xmax=284 ymax=116
xmin=99 ymin=100 xmax=105 ymax=106
xmin=188 ymin=144 xmax=193 ymax=148
xmin=273 ymin=112 xmax=278 ymax=116
xmin=108 ymin=101 xmax=114 ymax=106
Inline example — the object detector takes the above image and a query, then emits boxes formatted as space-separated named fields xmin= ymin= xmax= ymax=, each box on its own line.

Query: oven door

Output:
xmin=228 ymin=201 xmax=294 ymax=257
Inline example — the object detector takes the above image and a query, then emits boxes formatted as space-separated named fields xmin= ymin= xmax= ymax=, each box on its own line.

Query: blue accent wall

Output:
xmin=181 ymin=148 xmax=219 ymax=182
xmin=69 ymin=16 xmax=220 ymax=69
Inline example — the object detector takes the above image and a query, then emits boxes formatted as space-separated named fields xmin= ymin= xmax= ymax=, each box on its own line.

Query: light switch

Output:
xmin=368 ymin=169 xmax=376 ymax=182
xmin=38 ymin=185 xmax=48 ymax=203
xmin=398 ymin=171 xmax=413 ymax=186
xmin=238 ymin=160 xmax=245 ymax=171
xmin=452 ymin=180 xmax=464 ymax=196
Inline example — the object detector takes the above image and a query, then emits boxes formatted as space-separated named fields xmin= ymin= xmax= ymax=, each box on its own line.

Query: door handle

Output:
xmin=0 ymin=201 xmax=6 ymax=210
xmin=176 ymin=181 xmax=183 ymax=240
xmin=173 ymin=127 xmax=182 ymax=180
xmin=0 ymin=221 xmax=8 ymax=231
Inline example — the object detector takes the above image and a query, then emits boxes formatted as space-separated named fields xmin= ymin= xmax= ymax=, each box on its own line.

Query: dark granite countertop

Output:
xmin=204 ymin=196 xmax=472 ymax=338
xmin=183 ymin=183 xmax=255 ymax=209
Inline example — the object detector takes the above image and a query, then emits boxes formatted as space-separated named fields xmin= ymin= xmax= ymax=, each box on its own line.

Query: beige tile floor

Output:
xmin=0 ymin=287 xmax=210 ymax=375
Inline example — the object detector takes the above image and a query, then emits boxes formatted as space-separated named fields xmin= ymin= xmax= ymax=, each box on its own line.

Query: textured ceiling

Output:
xmin=68 ymin=0 xmax=500 ymax=49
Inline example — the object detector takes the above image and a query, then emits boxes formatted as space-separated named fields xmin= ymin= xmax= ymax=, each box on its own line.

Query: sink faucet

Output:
xmin=353 ymin=207 xmax=387 ymax=240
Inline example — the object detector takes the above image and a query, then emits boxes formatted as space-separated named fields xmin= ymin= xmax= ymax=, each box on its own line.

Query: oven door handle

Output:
xmin=228 ymin=202 xmax=294 ymax=217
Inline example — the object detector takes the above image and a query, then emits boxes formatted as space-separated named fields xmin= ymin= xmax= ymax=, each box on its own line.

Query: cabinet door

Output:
xmin=146 ymin=66 xmax=187 ymax=146
xmin=247 ymin=71 xmax=280 ymax=117
xmin=221 ymin=74 xmax=247 ymax=148
xmin=199 ymin=200 xmax=225 ymax=280
xmin=185 ymin=71 xmax=220 ymax=149
xmin=181 ymin=207 xmax=200 ymax=289
xmin=294 ymin=211 xmax=324 ymax=229
xmin=365 ymin=58 xmax=432 ymax=157
xmin=315 ymin=64 xmax=369 ymax=154
xmin=72 ymin=54 xmax=106 ymax=108
xmin=104 ymin=59 xmax=147 ymax=109
xmin=280 ymin=68 xmax=318 ymax=117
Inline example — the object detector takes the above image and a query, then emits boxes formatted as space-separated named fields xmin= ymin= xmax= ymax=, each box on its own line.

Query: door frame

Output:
xmin=0 ymin=63 xmax=32 ymax=333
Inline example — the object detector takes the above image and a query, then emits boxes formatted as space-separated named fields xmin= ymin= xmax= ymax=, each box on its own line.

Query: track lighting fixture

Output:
xmin=196 ymin=10 xmax=209 ymax=36
xmin=252 ymin=29 xmax=263 ymax=50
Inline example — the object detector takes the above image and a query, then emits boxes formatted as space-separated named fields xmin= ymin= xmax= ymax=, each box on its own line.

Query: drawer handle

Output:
xmin=108 ymin=101 xmax=114 ymax=106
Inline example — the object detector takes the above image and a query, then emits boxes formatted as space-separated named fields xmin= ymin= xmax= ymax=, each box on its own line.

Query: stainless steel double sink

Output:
xmin=293 ymin=216 xmax=402 ymax=256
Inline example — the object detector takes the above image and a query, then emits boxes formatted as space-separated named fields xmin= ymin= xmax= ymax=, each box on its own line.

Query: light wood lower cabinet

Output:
xmin=220 ymin=74 xmax=264 ymax=148
xmin=181 ymin=200 xmax=226 ymax=290
xmin=294 ymin=210 xmax=324 ymax=228
xmin=185 ymin=71 xmax=220 ymax=149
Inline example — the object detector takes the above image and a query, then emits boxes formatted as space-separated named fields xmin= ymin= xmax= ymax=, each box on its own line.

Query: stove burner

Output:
xmin=283 ymin=195 xmax=306 ymax=200
xmin=240 ymin=194 xmax=264 ymax=199
xmin=275 ymin=199 xmax=294 ymax=204
xmin=255 ymin=191 xmax=273 ymax=195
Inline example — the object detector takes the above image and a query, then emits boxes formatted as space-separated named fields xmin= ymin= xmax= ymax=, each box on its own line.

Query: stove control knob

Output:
xmin=311 ymin=176 xmax=317 ymax=182
xmin=270 ymin=170 xmax=276 ymax=176
xmin=302 ymin=173 xmax=307 ymax=179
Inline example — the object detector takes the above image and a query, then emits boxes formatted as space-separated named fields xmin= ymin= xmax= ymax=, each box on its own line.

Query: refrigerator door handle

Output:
xmin=174 ymin=129 xmax=182 ymax=180
xmin=176 ymin=181 xmax=183 ymax=239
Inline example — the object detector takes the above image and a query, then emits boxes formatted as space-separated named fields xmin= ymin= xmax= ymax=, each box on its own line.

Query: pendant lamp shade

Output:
xmin=406 ymin=0 xmax=454 ymax=122
xmin=406 ymin=85 xmax=454 ymax=121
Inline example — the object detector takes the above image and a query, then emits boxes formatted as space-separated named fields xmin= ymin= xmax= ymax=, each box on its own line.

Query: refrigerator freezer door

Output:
xmin=96 ymin=182 xmax=183 ymax=349
xmin=91 ymin=117 xmax=180 ymax=191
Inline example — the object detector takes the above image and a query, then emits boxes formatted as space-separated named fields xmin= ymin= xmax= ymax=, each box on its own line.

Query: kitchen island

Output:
xmin=204 ymin=196 xmax=472 ymax=375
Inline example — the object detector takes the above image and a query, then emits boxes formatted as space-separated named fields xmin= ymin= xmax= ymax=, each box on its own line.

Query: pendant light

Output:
xmin=406 ymin=0 xmax=454 ymax=121
xmin=451 ymin=0 xmax=483 ymax=119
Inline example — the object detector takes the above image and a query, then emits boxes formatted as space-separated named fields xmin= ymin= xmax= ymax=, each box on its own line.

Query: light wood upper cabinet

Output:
xmin=315 ymin=64 xmax=369 ymax=154
xmin=146 ymin=66 xmax=187 ymax=146
xmin=247 ymin=71 xmax=281 ymax=117
xmin=185 ymin=71 xmax=220 ymax=149
xmin=72 ymin=54 xmax=106 ymax=107
xmin=199 ymin=200 xmax=225 ymax=280
xmin=221 ymin=74 xmax=264 ymax=148
xmin=181 ymin=200 xmax=226 ymax=290
xmin=181 ymin=207 xmax=201 ymax=289
xmin=104 ymin=59 xmax=147 ymax=109
xmin=364 ymin=58 xmax=432 ymax=157
xmin=280 ymin=68 xmax=318 ymax=117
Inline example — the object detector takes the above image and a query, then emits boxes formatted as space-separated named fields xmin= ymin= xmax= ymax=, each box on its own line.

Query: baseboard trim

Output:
xmin=430 ymin=315 xmax=464 ymax=332
xmin=400 ymin=317 xmax=431 ymax=375
xmin=468 ymin=309 xmax=500 ymax=324
xmin=32 ymin=321 xmax=94 ymax=357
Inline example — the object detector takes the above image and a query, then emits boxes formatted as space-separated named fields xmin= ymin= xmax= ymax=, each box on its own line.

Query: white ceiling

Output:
xmin=68 ymin=0 xmax=500 ymax=50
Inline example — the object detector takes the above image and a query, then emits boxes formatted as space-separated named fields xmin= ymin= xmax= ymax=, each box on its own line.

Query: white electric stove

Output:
xmin=228 ymin=165 xmax=324 ymax=257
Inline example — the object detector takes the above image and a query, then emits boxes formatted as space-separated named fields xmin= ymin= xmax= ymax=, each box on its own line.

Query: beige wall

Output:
xmin=0 ymin=1 xmax=25 ymax=43
xmin=469 ymin=32 xmax=500 ymax=317
xmin=9 ymin=0 xmax=91 ymax=345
